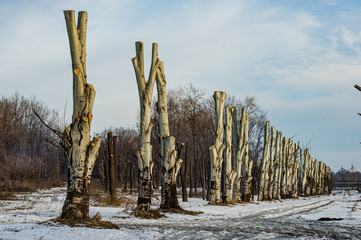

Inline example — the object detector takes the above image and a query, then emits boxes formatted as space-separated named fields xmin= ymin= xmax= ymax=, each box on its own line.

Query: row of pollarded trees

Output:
xmin=208 ymin=91 xmax=332 ymax=204
xmin=209 ymin=91 xmax=254 ymax=204
xmin=258 ymin=122 xmax=333 ymax=201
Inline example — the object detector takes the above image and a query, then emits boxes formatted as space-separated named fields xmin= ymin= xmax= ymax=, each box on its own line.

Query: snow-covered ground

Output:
xmin=0 ymin=188 xmax=360 ymax=239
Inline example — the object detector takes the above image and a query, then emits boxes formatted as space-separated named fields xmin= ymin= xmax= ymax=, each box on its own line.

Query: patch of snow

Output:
xmin=0 ymin=188 xmax=360 ymax=239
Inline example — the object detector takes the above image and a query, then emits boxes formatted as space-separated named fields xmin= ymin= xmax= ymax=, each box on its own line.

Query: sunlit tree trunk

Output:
xmin=155 ymin=52 xmax=183 ymax=210
xmin=241 ymin=111 xmax=253 ymax=202
xmin=301 ymin=148 xmax=310 ymax=196
xmin=258 ymin=121 xmax=270 ymax=201
xmin=232 ymin=108 xmax=246 ymax=202
xmin=209 ymin=91 xmax=226 ymax=204
xmin=223 ymin=106 xmax=237 ymax=203
xmin=285 ymin=139 xmax=294 ymax=198
xmin=132 ymin=41 xmax=159 ymax=211
xmin=61 ymin=10 xmax=101 ymax=220
xmin=291 ymin=142 xmax=300 ymax=198
xmin=272 ymin=131 xmax=282 ymax=200
xmin=267 ymin=127 xmax=275 ymax=200
xmin=280 ymin=137 xmax=288 ymax=199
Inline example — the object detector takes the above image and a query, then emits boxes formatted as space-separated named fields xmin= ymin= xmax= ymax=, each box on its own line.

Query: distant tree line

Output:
xmin=332 ymin=167 xmax=361 ymax=182
xmin=0 ymin=93 xmax=66 ymax=189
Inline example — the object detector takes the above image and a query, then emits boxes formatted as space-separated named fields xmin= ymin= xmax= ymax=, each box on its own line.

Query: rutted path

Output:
xmin=114 ymin=194 xmax=361 ymax=239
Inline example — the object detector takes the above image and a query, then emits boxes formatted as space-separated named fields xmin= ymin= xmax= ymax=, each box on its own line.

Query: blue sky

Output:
xmin=1 ymin=0 xmax=361 ymax=171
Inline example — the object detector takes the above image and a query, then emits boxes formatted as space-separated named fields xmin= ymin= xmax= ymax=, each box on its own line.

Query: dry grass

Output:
xmin=0 ymin=191 xmax=17 ymax=200
xmin=161 ymin=208 xmax=203 ymax=215
xmin=1 ymin=179 xmax=65 ymax=194
xmin=50 ymin=214 xmax=120 ymax=229
xmin=131 ymin=209 xmax=165 ymax=219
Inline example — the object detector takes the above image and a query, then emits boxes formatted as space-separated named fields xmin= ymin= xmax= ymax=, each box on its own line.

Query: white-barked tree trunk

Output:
xmin=223 ymin=106 xmax=237 ymax=203
xmin=132 ymin=41 xmax=159 ymax=211
xmin=209 ymin=91 xmax=226 ymax=204
xmin=61 ymin=10 xmax=101 ymax=220
xmin=155 ymin=48 xmax=183 ymax=210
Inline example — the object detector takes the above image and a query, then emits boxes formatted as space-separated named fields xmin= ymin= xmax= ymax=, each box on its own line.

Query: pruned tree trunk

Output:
xmin=61 ymin=10 xmax=101 ymax=220
xmin=223 ymin=106 xmax=237 ymax=203
xmin=107 ymin=132 xmax=117 ymax=202
xmin=209 ymin=91 xmax=226 ymax=204
xmin=258 ymin=121 xmax=270 ymax=201
xmin=312 ymin=159 xmax=319 ymax=195
xmin=123 ymin=160 xmax=129 ymax=193
xmin=301 ymin=148 xmax=310 ymax=196
xmin=291 ymin=142 xmax=300 ymax=198
xmin=181 ymin=143 xmax=189 ymax=202
xmin=241 ymin=111 xmax=252 ymax=202
xmin=132 ymin=41 xmax=159 ymax=211
xmin=285 ymin=139 xmax=294 ymax=198
xmin=280 ymin=137 xmax=288 ymax=199
xmin=307 ymin=157 xmax=314 ymax=196
xmin=232 ymin=107 xmax=244 ymax=202
xmin=267 ymin=127 xmax=275 ymax=200
xmin=272 ymin=130 xmax=282 ymax=200
xmin=155 ymin=51 xmax=183 ymax=210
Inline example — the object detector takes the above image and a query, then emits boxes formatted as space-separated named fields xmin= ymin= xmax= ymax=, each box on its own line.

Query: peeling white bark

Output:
xmin=155 ymin=55 xmax=183 ymax=210
xmin=223 ymin=106 xmax=237 ymax=203
xmin=241 ymin=111 xmax=252 ymax=202
xmin=267 ymin=127 xmax=275 ymax=200
xmin=132 ymin=42 xmax=159 ymax=211
xmin=291 ymin=142 xmax=300 ymax=198
xmin=209 ymin=91 xmax=226 ymax=204
xmin=272 ymin=131 xmax=282 ymax=200
xmin=280 ymin=137 xmax=288 ymax=198
xmin=259 ymin=121 xmax=270 ymax=201
xmin=61 ymin=10 xmax=101 ymax=220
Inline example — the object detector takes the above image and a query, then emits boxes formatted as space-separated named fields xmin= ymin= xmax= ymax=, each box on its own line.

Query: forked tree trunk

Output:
xmin=258 ymin=121 xmax=270 ymax=201
xmin=61 ymin=10 xmax=101 ymax=220
xmin=132 ymin=41 xmax=159 ymax=211
xmin=155 ymin=52 xmax=183 ymax=210
xmin=241 ymin=111 xmax=253 ymax=202
xmin=209 ymin=91 xmax=226 ymax=204
xmin=223 ymin=106 xmax=237 ymax=203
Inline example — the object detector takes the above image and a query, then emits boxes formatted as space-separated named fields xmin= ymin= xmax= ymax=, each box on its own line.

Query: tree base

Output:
xmin=160 ymin=182 xmax=181 ymax=210
xmin=132 ymin=209 xmax=165 ymax=219
xmin=242 ymin=194 xmax=251 ymax=202
xmin=52 ymin=213 xmax=119 ymax=229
